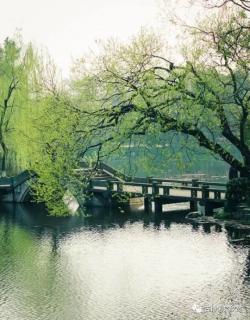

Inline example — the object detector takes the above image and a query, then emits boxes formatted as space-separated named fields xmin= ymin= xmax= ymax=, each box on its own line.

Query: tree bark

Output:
xmin=240 ymin=156 xmax=250 ymax=178
xmin=1 ymin=142 xmax=7 ymax=177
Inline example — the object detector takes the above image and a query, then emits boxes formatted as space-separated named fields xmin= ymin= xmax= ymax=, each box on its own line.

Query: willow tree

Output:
xmin=77 ymin=10 xmax=250 ymax=178
xmin=24 ymin=58 xmax=99 ymax=215
xmin=29 ymin=91 xmax=85 ymax=215
xmin=0 ymin=37 xmax=35 ymax=176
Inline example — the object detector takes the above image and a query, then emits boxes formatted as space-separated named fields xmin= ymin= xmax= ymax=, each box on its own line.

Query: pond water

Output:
xmin=0 ymin=203 xmax=249 ymax=320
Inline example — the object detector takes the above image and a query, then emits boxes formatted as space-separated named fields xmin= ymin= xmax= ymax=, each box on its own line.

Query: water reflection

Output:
xmin=0 ymin=203 xmax=249 ymax=320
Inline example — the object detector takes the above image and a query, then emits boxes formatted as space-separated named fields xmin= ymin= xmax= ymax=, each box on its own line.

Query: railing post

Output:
xmin=192 ymin=178 xmax=198 ymax=187
xmin=107 ymin=181 xmax=113 ymax=191
xmin=144 ymin=196 xmax=152 ymax=212
xmin=190 ymin=179 xmax=198 ymax=211
xmin=147 ymin=176 xmax=153 ymax=183
xmin=142 ymin=185 xmax=148 ymax=195
xmin=142 ymin=182 xmax=151 ymax=212
xmin=215 ymin=190 xmax=221 ymax=200
xmin=201 ymin=184 xmax=213 ymax=216
xmin=116 ymin=182 xmax=123 ymax=193
xmin=163 ymin=186 xmax=170 ymax=196
xmin=191 ymin=179 xmax=198 ymax=198
xmin=152 ymin=181 xmax=159 ymax=196
xmin=154 ymin=198 xmax=163 ymax=213
xmin=202 ymin=185 xmax=209 ymax=200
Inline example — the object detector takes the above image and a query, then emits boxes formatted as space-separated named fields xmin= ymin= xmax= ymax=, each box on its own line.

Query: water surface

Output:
xmin=0 ymin=204 xmax=249 ymax=320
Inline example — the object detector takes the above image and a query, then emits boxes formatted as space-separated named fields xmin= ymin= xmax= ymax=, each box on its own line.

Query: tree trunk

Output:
xmin=239 ymin=156 xmax=250 ymax=178
xmin=1 ymin=142 xmax=7 ymax=177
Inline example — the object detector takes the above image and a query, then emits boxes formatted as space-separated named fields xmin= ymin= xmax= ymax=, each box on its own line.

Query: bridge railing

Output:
xmin=81 ymin=161 xmax=227 ymax=190
xmin=13 ymin=170 xmax=36 ymax=188
xmin=97 ymin=162 xmax=129 ymax=181
xmin=148 ymin=178 xmax=227 ymax=188
xmin=0 ymin=170 xmax=35 ymax=191
xmin=89 ymin=179 xmax=226 ymax=202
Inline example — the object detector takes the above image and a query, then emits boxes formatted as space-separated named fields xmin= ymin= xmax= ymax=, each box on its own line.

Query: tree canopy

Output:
xmin=0 ymin=37 xmax=37 ymax=176
xmin=74 ymin=9 xmax=250 ymax=178
xmin=1 ymin=0 xmax=250 ymax=215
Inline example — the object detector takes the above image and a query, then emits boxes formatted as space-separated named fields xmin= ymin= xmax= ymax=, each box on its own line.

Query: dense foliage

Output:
xmin=0 ymin=1 xmax=249 ymax=215
xmin=76 ymin=10 xmax=250 ymax=178
xmin=225 ymin=177 xmax=250 ymax=210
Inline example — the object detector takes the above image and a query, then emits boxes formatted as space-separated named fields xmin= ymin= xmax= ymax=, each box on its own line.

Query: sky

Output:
xmin=0 ymin=0 xmax=202 ymax=77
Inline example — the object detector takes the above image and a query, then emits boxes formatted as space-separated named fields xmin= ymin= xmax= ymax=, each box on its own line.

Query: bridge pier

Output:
xmin=87 ymin=191 xmax=112 ymax=207
xmin=205 ymin=202 xmax=214 ymax=216
xmin=190 ymin=200 xmax=198 ymax=212
xmin=144 ymin=197 xmax=174 ymax=213
xmin=198 ymin=201 xmax=214 ymax=216
xmin=154 ymin=198 xmax=163 ymax=213
xmin=144 ymin=197 xmax=152 ymax=212
xmin=203 ymin=201 xmax=223 ymax=216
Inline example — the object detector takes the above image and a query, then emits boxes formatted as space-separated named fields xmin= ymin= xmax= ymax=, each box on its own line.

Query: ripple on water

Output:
xmin=0 ymin=213 xmax=249 ymax=320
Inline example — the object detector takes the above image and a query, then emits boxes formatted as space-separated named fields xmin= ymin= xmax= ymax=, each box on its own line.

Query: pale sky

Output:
xmin=0 ymin=0 xmax=202 ymax=77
